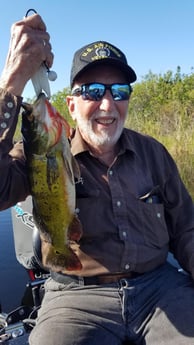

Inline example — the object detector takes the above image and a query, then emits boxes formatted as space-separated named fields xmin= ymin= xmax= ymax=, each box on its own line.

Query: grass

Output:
xmin=126 ymin=110 xmax=194 ymax=200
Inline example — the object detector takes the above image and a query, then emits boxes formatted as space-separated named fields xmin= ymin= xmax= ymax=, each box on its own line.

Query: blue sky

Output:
xmin=0 ymin=0 xmax=194 ymax=99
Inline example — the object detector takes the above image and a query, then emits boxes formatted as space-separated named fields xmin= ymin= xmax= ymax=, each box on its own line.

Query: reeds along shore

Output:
xmin=127 ymin=69 xmax=194 ymax=200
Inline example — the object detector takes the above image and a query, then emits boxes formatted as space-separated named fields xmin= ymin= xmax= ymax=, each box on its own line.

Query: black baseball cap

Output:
xmin=70 ymin=40 xmax=137 ymax=88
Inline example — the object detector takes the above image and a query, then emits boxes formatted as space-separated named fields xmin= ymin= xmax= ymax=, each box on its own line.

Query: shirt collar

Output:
xmin=70 ymin=127 xmax=89 ymax=156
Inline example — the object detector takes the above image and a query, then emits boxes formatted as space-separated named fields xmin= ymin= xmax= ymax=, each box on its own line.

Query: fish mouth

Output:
xmin=21 ymin=102 xmax=33 ymax=118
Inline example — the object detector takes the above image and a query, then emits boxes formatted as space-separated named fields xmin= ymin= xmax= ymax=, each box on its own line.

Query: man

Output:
xmin=0 ymin=14 xmax=194 ymax=345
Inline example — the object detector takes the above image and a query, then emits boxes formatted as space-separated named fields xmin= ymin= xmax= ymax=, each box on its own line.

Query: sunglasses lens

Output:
xmin=82 ymin=83 xmax=105 ymax=101
xmin=77 ymin=83 xmax=132 ymax=101
xmin=111 ymin=84 xmax=131 ymax=101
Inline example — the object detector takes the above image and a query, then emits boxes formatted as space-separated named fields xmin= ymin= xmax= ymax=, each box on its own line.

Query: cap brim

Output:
xmin=71 ymin=59 xmax=137 ymax=87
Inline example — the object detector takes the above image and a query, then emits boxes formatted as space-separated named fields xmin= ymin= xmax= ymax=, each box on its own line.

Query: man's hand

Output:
xmin=0 ymin=14 xmax=54 ymax=96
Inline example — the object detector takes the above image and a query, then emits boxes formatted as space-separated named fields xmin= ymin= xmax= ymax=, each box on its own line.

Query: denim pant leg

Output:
xmin=119 ymin=263 xmax=194 ymax=345
xmin=29 ymin=278 xmax=126 ymax=345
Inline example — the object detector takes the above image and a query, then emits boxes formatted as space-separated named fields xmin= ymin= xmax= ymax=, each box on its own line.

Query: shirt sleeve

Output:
xmin=162 ymin=146 xmax=194 ymax=279
xmin=0 ymin=88 xmax=29 ymax=210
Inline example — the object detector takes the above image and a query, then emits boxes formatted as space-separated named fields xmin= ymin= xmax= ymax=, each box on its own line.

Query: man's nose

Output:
xmin=98 ymin=91 xmax=115 ymax=111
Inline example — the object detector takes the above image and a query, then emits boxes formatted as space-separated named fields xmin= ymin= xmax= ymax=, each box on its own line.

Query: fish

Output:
xmin=21 ymin=93 xmax=83 ymax=272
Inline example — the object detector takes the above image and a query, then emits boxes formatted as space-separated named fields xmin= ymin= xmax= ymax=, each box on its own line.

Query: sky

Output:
xmin=0 ymin=0 xmax=194 ymax=99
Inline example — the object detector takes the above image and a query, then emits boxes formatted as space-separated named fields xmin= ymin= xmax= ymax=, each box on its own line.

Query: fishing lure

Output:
xmin=25 ymin=8 xmax=57 ymax=98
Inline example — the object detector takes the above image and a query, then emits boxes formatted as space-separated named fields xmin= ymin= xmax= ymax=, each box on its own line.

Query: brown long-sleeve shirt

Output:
xmin=0 ymin=88 xmax=194 ymax=278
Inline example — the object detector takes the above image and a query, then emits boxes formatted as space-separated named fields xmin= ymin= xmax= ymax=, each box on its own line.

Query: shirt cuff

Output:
xmin=0 ymin=88 xmax=23 ymax=146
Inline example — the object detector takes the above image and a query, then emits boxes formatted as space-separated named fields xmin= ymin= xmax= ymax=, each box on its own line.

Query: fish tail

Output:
xmin=42 ymin=242 xmax=82 ymax=272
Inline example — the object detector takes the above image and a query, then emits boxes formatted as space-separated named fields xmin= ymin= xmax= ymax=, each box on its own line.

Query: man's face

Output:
xmin=67 ymin=65 xmax=130 ymax=151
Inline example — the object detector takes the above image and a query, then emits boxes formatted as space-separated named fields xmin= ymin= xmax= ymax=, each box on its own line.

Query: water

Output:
xmin=0 ymin=208 xmax=27 ymax=313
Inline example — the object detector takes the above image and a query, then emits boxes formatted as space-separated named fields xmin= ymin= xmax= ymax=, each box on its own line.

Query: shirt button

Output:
xmin=109 ymin=170 xmax=113 ymax=176
xmin=0 ymin=122 xmax=7 ymax=128
xmin=117 ymin=201 xmax=121 ymax=207
xmin=4 ymin=112 xmax=11 ymax=119
xmin=157 ymin=212 xmax=161 ymax=218
xmin=7 ymin=101 xmax=14 ymax=108
xmin=75 ymin=208 xmax=80 ymax=214
xmin=125 ymin=264 xmax=130 ymax=270
xmin=122 ymin=231 xmax=127 ymax=238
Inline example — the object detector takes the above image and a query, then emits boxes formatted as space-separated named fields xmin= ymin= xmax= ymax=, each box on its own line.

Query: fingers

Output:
xmin=23 ymin=13 xmax=47 ymax=31
xmin=0 ymin=14 xmax=54 ymax=96
xmin=43 ymin=41 xmax=54 ymax=68
xmin=11 ymin=14 xmax=52 ymax=59
xmin=13 ymin=13 xmax=53 ymax=68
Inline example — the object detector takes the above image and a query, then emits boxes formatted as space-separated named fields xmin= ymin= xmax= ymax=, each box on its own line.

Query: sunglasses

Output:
xmin=72 ymin=83 xmax=132 ymax=101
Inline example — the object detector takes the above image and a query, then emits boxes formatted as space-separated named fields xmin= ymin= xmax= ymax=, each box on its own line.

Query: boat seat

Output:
xmin=11 ymin=196 xmax=43 ymax=271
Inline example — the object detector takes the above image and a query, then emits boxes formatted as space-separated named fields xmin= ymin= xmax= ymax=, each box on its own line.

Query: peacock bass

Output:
xmin=21 ymin=93 xmax=83 ymax=272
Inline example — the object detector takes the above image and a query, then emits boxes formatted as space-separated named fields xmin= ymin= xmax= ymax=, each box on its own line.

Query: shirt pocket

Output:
xmin=137 ymin=188 xmax=169 ymax=248
xmin=76 ymin=181 xmax=100 ymax=198
xmin=75 ymin=182 xmax=101 ymax=231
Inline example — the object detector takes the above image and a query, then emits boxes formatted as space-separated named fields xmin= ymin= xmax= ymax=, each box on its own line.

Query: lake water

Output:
xmin=0 ymin=208 xmax=27 ymax=313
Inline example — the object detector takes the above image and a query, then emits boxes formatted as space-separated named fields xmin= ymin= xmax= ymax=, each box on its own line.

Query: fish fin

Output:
xmin=46 ymin=155 xmax=59 ymax=188
xmin=21 ymin=102 xmax=33 ymax=118
xmin=61 ymin=146 xmax=76 ymax=186
xmin=63 ymin=151 xmax=81 ymax=186
xmin=71 ymin=155 xmax=81 ymax=182
xmin=41 ymin=241 xmax=82 ymax=271
xmin=67 ymin=214 xmax=83 ymax=242
xmin=63 ymin=157 xmax=74 ymax=185
xmin=60 ymin=127 xmax=81 ymax=185
xmin=61 ymin=117 xmax=71 ymax=138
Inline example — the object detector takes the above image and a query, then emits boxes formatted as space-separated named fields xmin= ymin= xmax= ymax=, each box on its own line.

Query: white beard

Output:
xmin=75 ymin=111 xmax=124 ymax=149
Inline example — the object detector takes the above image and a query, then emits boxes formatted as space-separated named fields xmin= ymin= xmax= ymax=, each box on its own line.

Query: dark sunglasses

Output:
xmin=72 ymin=83 xmax=132 ymax=101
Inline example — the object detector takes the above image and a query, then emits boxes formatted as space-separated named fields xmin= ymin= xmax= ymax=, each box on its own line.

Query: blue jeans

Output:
xmin=29 ymin=262 xmax=194 ymax=345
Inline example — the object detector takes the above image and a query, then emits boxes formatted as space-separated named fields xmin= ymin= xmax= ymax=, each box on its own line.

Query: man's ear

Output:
xmin=66 ymin=95 xmax=76 ymax=121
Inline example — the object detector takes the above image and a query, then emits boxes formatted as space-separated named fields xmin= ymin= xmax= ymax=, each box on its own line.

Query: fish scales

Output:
xmin=22 ymin=93 xmax=82 ymax=272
